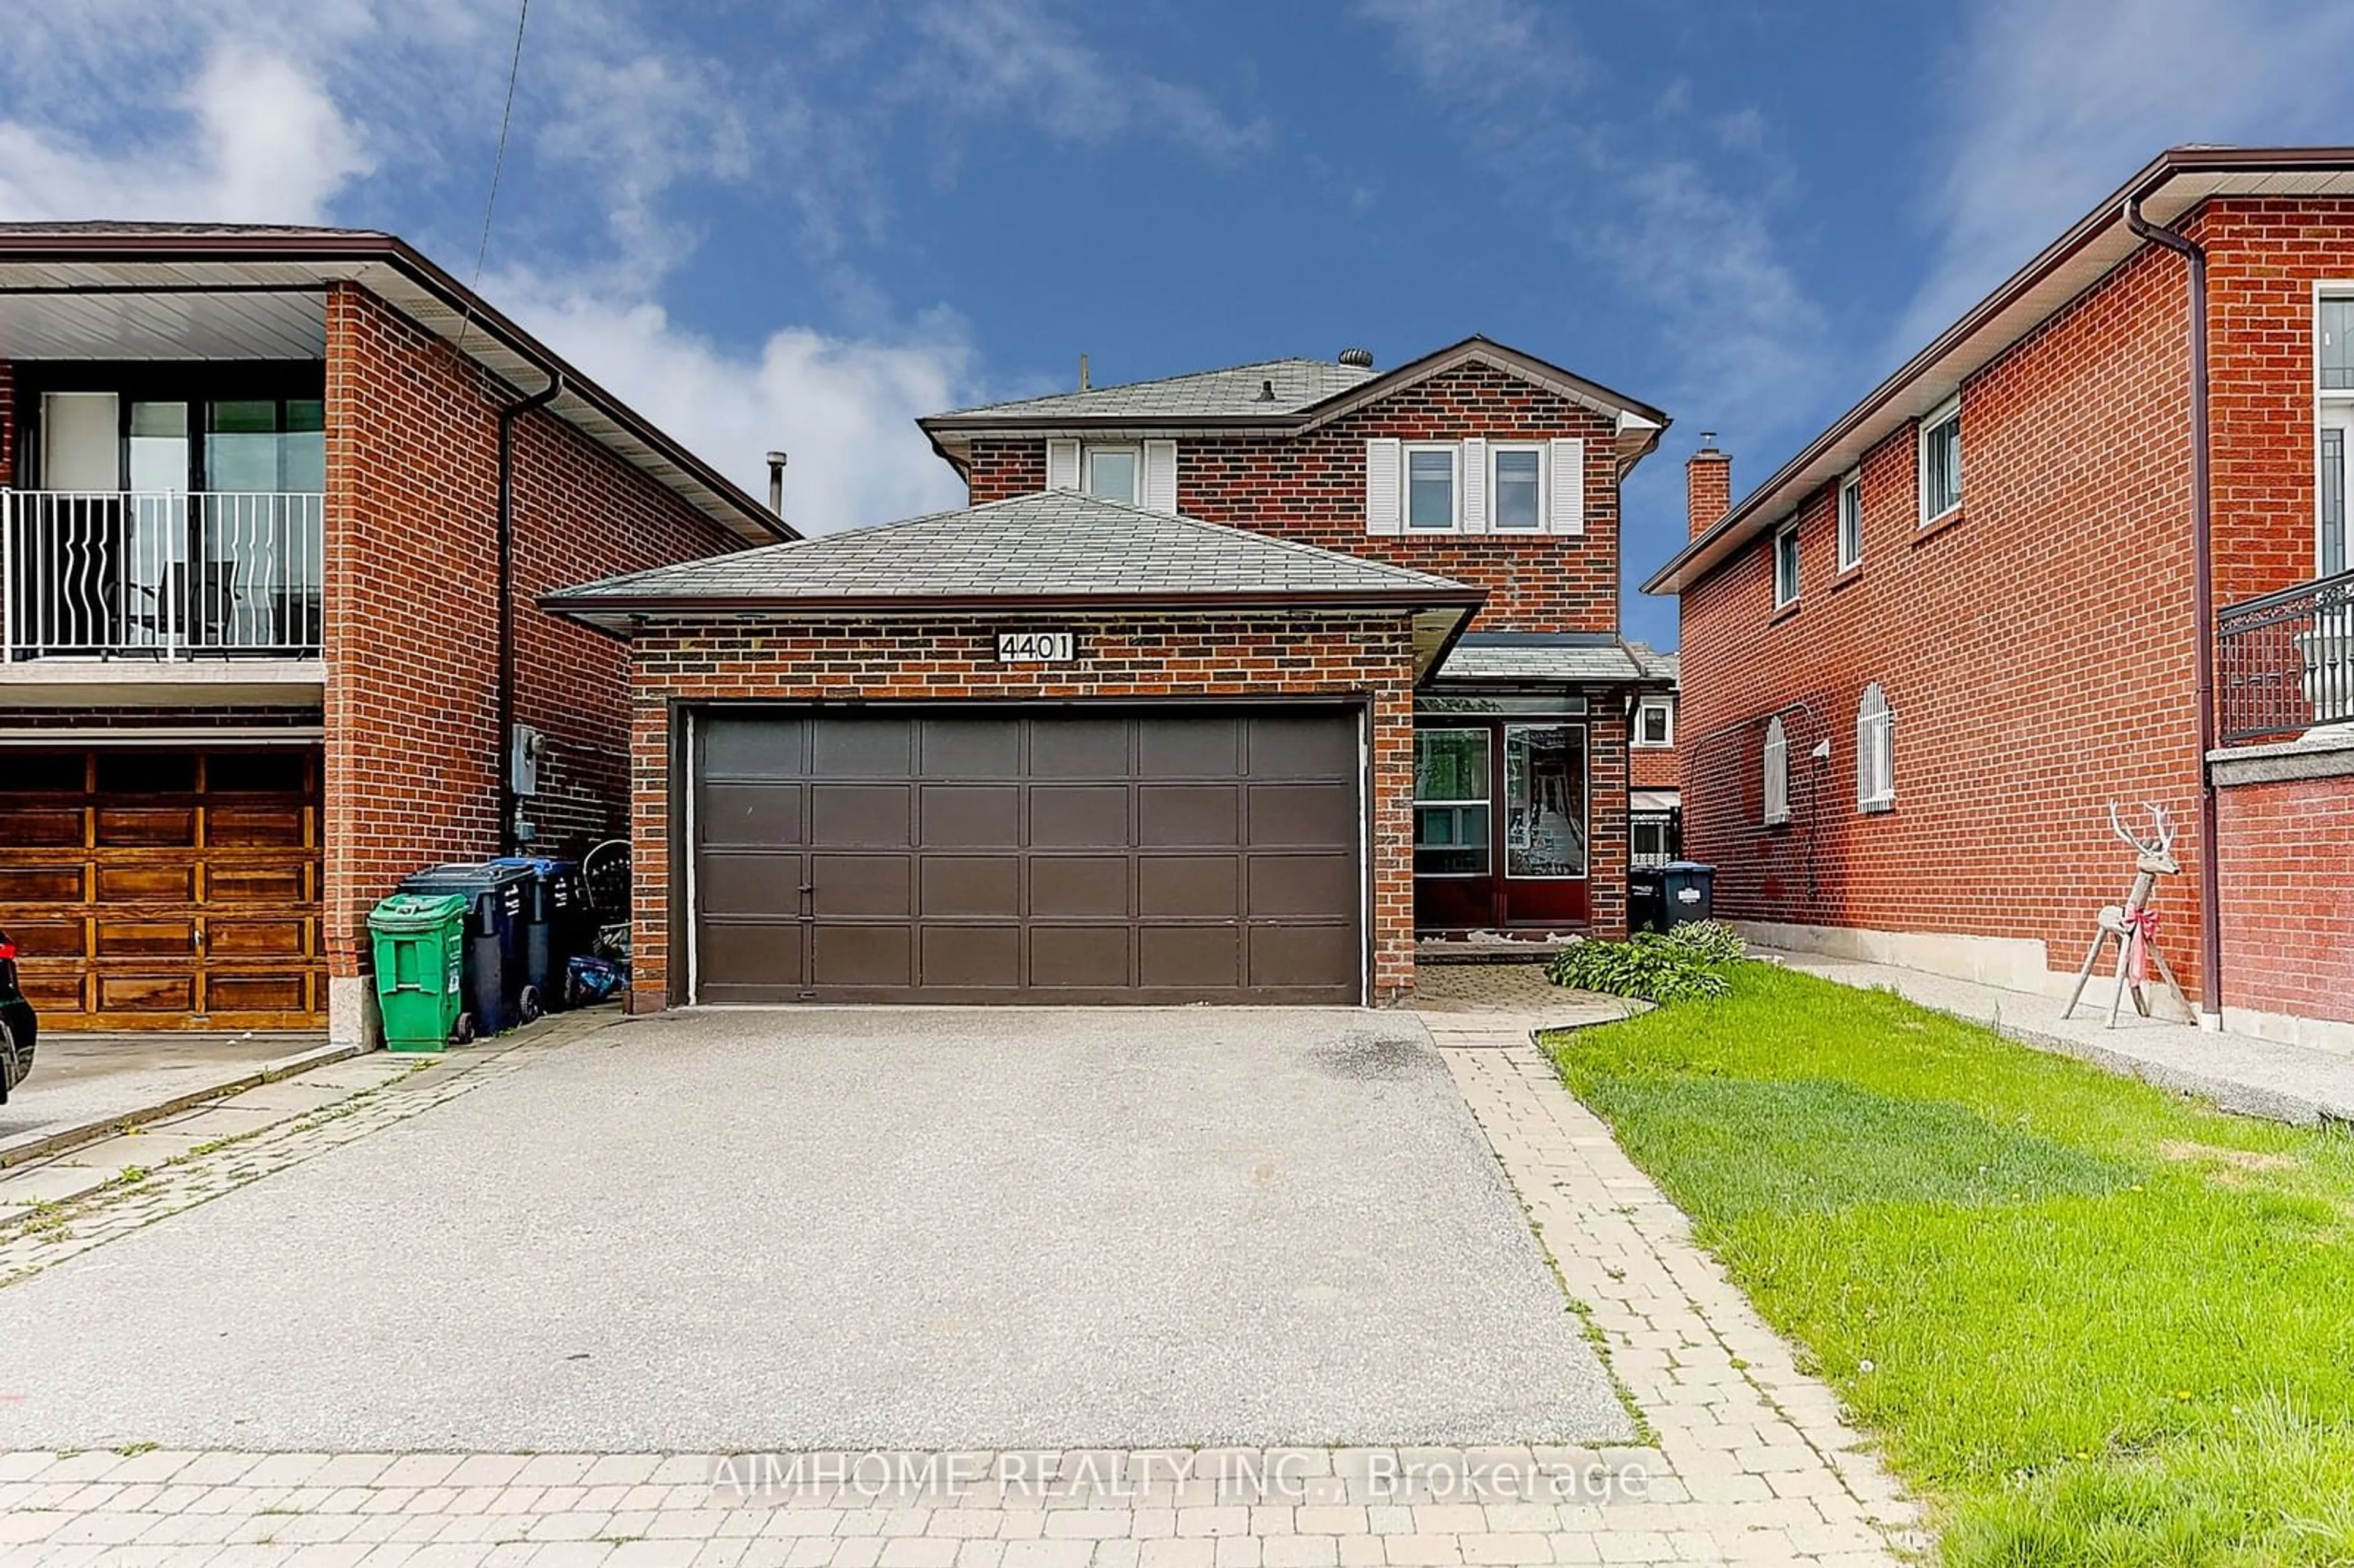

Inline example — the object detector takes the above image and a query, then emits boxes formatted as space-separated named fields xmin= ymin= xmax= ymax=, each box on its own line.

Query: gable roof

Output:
xmin=0 ymin=222 xmax=791 ymax=545
xmin=1644 ymin=145 xmax=2354 ymax=596
xmin=919 ymin=335 xmax=1669 ymax=471
xmin=1433 ymin=631 xmax=1677 ymax=686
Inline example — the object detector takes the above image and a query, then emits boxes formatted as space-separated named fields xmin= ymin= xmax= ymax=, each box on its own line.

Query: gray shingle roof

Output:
xmin=1626 ymin=641 xmax=1681 ymax=682
xmin=931 ymin=359 xmax=1377 ymax=424
xmin=545 ymin=490 xmax=1476 ymax=607
xmin=1436 ymin=634 xmax=1678 ymax=685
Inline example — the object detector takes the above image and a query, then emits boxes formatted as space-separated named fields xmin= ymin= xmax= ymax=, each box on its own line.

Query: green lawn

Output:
xmin=1544 ymin=964 xmax=2354 ymax=1568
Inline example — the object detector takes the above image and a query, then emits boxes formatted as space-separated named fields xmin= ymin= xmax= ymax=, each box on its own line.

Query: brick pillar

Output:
xmin=1686 ymin=437 xmax=1731 ymax=539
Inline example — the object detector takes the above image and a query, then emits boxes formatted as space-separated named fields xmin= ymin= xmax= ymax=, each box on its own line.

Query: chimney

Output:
xmin=1686 ymin=431 xmax=1731 ymax=539
xmin=766 ymin=450 xmax=788 ymax=519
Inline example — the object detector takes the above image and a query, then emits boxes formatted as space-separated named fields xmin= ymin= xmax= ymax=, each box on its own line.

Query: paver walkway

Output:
xmin=0 ymin=1003 xmax=1924 ymax=1566
xmin=1762 ymin=947 xmax=2354 ymax=1125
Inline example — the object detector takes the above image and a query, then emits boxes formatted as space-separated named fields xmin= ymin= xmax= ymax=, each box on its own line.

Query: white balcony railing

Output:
xmin=2 ymin=490 xmax=324 ymax=660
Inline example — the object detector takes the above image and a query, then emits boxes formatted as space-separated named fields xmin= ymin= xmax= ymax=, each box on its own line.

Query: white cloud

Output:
xmin=1900 ymin=0 xmax=2354 ymax=347
xmin=0 ymin=44 xmax=370 ymax=223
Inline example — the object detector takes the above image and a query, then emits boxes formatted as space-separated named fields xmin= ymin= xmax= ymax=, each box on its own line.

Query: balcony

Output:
xmin=2 ymin=490 xmax=324 ymax=662
xmin=2216 ymin=568 xmax=2354 ymax=744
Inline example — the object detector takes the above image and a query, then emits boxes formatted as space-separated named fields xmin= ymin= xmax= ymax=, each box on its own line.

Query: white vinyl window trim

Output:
xmin=1634 ymin=696 xmax=1674 ymax=748
xmin=1772 ymin=522 xmax=1801 ymax=611
xmin=1918 ymin=395 xmax=1962 ymax=524
xmin=1489 ymin=443 xmax=1546 ymax=532
xmin=1837 ymin=470 xmax=1864 ymax=571
xmin=1404 ymin=443 xmax=1460 ymax=531
xmin=1762 ymin=717 xmax=1790 ymax=826
xmin=2312 ymin=286 xmax=2354 ymax=577
xmin=1856 ymin=683 xmax=1895 ymax=812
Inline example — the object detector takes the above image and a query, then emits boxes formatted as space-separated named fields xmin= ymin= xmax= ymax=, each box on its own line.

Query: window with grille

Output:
xmin=1762 ymin=717 xmax=1789 ymax=826
xmin=1856 ymin=683 xmax=1895 ymax=810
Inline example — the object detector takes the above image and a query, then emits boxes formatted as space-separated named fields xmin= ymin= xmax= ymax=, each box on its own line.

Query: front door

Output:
xmin=1412 ymin=720 xmax=1591 ymax=931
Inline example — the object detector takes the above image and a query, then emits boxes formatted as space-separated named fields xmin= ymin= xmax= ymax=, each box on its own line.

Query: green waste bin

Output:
xmin=368 ymin=892 xmax=472 ymax=1053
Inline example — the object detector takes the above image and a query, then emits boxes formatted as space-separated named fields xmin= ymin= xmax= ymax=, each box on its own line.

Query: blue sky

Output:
xmin=5 ymin=1 xmax=2353 ymax=649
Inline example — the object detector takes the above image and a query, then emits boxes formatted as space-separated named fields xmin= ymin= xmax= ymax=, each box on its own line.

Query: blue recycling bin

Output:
xmin=488 ymin=856 xmax=587 ymax=1011
xmin=398 ymin=861 xmax=536 ymax=1035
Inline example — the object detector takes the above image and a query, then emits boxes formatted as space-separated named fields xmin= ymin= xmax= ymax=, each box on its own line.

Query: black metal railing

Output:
xmin=2217 ymin=567 xmax=2354 ymax=743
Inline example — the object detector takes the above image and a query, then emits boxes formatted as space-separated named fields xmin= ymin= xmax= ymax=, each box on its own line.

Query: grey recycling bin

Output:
xmin=1658 ymin=861 xmax=1716 ymax=929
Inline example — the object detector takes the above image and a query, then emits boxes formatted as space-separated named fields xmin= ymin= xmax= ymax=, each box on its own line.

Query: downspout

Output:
xmin=497 ymin=368 xmax=563 ymax=855
xmin=2123 ymin=197 xmax=2224 ymax=1030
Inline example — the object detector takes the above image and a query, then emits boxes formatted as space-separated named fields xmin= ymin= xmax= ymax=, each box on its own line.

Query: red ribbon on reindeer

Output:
xmin=2122 ymin=907 xmax=2161 ymax=984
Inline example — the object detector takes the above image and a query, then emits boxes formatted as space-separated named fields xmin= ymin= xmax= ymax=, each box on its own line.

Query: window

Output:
xmin=1919 ymin=396 xmax=1962 ymax=522
xmin=1634 ymin=696 xmax=1674 ymax=748
xmin=2322 ymin=296 xmax=2354 ymax=577
xmin=1856 ymin=683 xmax=1895 ymax=810
xmin=1631 ymin=815 xmax=1674 ymax=869
xmin=1762 ymin=717 xmax=1789 ymax=826
xmin=1414 ymin=728 xmax=1490 ymax=875
xmin=1491 ymin=445 xmax=1544 ymax=531
xmin=1406 ymin=445 xmax=1458 ymax=530
xmin=1083 ymin=445 xmax=1139 ymax=506
xmin=2322 ymin=297 xmax=2354 ymax=391
xmin=2325 ymin=418 xmax=2348 ymax=577
xmin=1837 ymin=470 xmax=1863 ymax=570
xmin=1504 ymin=724 xmax=1587 ymax=878
xmin=1773 ymin=523 xmax=1801 ymax=609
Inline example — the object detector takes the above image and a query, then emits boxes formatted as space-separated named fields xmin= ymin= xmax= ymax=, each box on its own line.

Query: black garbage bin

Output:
xmin=398 ymin=861 xmax=536 ymax=1035
xmin=1659 ymin=860 xmax=1717 ymax=929
xmin=1627 ymin=867 xmax=1666 ymax=935
xmin=489 ymin=856 xmax=587 ymax=1011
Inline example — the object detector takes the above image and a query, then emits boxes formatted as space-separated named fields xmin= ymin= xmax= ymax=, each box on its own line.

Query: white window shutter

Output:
xmin=1046 ymin=439 xmax=1080 ymax=491
xmin=1460 ymin=438 xmax=1488 ymax=535
xmin=1762 ymin=717 xmax=1789 ymax=826
xmin=1548 ymin=438 xmax=1585 ymax=535
xmin=1142 ymin=440 xmax=1178 ymax=514
xmin=1365 ymin=438 xmax=1402 ymax=535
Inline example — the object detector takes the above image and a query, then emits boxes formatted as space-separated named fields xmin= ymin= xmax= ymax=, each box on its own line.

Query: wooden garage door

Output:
xmin=692 ymin=708 xmax=1363 ymax=1004
xmin=0 ymin=748 xmax=324 ymax=1030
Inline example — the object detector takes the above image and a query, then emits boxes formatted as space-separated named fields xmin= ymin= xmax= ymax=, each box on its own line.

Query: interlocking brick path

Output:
xmin=0 ymin=1010 xmax=1927 ymax=1566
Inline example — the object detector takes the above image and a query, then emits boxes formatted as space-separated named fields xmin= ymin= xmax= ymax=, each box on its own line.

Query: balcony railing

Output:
xmin=2217 ymin=566 xmax=2354 ymax=744
xmin=2 ymin=490 xmax=324 ymax=661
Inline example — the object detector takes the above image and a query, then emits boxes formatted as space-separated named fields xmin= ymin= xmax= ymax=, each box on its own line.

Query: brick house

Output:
xmin=0 ymin=223 xmax=789 ymax=1041
xmin=547 ymin=338 xmax=1675 ymax=1008
xmin=1650 ymin=147 xmax=2354 ymax=1051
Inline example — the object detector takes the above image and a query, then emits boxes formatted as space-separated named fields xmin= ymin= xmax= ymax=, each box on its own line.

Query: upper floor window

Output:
xmin=1919 ymin=395 xmax=1962 ymax=523
xmin=1083 ymin=444 xmax=1139 ymax=506
xmin=1773 ymin=522 xmax=1801 ymax=610
xmin=1856 ymin=683 xmax=1895 ymax=811
xmin=1491 ymin=445 xmax=1544 ymax=531
xmin=1406 ymin=444 xmax=1458 ymax=530
xmin=1634 ymin=696 xmax=1674 ymax=748
xmin=2320 ymin=296 xmax=2354 ymax=577
xmin=1837 ymin=470 xmax=1864 ymax=571
xmin=1762 ymin=716 xmax=1789 ymax=826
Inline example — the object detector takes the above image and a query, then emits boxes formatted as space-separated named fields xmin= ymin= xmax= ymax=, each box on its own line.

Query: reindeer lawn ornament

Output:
xmin=2063 ymin=803 xmax=2185 ymax=1027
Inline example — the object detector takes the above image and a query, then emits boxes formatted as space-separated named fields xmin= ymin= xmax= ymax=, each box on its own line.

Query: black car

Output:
xmin=0 ymin=928 xmax=35 ymax=1103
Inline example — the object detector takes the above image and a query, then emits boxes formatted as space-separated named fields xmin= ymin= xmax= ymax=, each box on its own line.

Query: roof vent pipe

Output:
xmin=766 ymin=451 xmax=788 ymax=519
xmin=1338 ymin=348 xmax=1374 ymax=368
xmin=1079 ymin=353 xmax=1090 ymax=392
xmin=1255 ymin=378 xmax=1276 ymax=402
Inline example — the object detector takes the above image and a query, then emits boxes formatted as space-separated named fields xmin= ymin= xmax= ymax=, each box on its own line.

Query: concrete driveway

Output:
xmin=0 ymin=1007 xmax=1628 ymax=1451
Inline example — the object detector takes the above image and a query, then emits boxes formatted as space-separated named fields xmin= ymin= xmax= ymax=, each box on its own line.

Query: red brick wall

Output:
xmin=2217 ymin=775 xmax=2354 ymax=1024
xmin=1678 ymin=229 xmax=2209 ymax=995
xmin=1675 ymin=196 xmax=2354 ymax=1022
xmin=622 ymin=612 xmax=1420 ymax=1011
xmin=962 ymin=363 xmax=1623 ymax=632
xmin=322 ymin=283 xmax=745 ymax=980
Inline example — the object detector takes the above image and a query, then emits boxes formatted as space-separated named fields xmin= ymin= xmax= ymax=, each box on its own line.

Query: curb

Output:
xmin=1984 ymin=1019 xmax=2352 ymax=1128
xmin=0 ymin=1041 xmax=368 ymax=1171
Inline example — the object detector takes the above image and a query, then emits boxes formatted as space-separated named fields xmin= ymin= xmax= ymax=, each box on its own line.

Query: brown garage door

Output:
xmin=0 ymin=747 xmax=325 ymax=1030
xmin=691 ymin=707 xmax=1363 ymax=1004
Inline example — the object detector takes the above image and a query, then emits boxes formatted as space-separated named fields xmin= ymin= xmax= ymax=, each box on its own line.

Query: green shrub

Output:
xmin=1546 ymin=933 xmax=1732 ymax=1003
xmin=1659 ymin=918 xmax=1746 ymax=965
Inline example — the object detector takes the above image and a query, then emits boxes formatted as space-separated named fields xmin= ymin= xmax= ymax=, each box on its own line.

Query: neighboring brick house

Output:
xmin=1651 ymin=147 xmax=2354 ymax=1051
xmin=549 ymin=338 xmax=1674 ymax=1009
xmin=0 ymin=223 xmax=789 ymax=1040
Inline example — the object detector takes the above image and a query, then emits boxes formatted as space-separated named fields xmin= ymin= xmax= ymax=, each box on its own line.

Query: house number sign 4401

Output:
xmin=996 ymin=630 xmax=1077 ymax=664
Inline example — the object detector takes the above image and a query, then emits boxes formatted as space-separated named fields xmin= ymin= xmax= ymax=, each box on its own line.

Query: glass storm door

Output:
xmin=1501 ymin=723 xmax=1590 ymax=926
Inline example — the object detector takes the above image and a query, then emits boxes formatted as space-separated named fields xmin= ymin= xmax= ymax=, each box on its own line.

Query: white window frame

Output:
xmin=2312 ymin=283 xmax=2354 ymax=577
xmin=1488 ymin=443 xmax=1546 ymax=533
xmin=1762 ymin=716 xmax=1789 ymax=827
xmin=1081 ymin=443 xmax=1141 ymax=506
xmin=1918 ymin=394 xmax=1962 ymax=525
xmin=1633 ymin=696 xmax=1674 ymax=748
xmin=1413 ymin=725 xmax=1492 ymax=877
xmin=1856 ymin=683 xmax=1895 ymax=812
xmin=1836 ymin=469 xmax=1864 ymax=571
xmin=1772 ymin=522 xmax=1801 ymax=610
xmin=1404 ymin=442 xmax=1461 ymax=532
xmin=1629 ymin=816 xmax=1673 ymax=869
